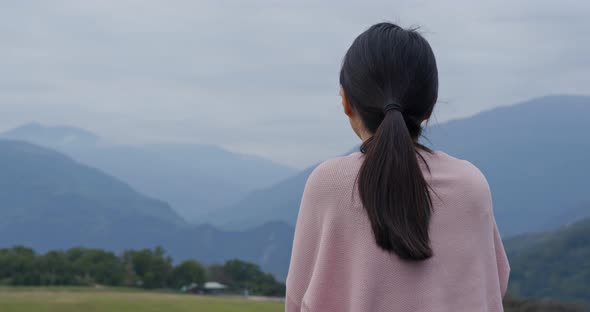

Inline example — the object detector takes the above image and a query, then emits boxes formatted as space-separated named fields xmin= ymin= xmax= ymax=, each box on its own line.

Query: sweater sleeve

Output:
xmin=285 ymin=166 xmax=329 ymax=312
xmin=468 ymin=159 xmax=510 ymax=298
xmin=493 ymin=218 xmax=510 ymax=297
xmin=470 ymin=159 xmax=510 ymax=297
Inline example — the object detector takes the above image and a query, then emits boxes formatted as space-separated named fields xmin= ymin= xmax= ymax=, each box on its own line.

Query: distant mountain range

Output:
xmin=205 ymin=166 xmax=316 ymax=229
xmin=1 ymin=122 xmax=296 ymax=222
xmin=2 ymin=138 xmax=586 ymax=300
xmin=0 ymin=139 xmax=293 ymax=279
xmin=211 ymin=95 xmax=590 ymax=236
xmin=425 ymin=95 xmax=590 ymax=236
xmin=1 ymin=94 xmax=589 ymax=288
xmin=0 ymin=139 xmax=183 ymax=226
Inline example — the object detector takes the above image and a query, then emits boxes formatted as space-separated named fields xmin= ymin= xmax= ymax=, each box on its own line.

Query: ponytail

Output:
xmin=340 ymin=22 xmax=438 ymax=261
xmin=358 ymin=109 xmax=433 ymax=260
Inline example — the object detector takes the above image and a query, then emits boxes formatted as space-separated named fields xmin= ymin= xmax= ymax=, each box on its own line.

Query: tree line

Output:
xmin=503 ymin=296 xmax=585 ymax=312
xmin=0 ymin=246 xmax=285 ymax=297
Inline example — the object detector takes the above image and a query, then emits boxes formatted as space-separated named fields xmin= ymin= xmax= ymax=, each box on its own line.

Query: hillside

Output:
xmin=0 ymin=140 xmax=293 ymax=279
xmin=1 ymin=123 xmax=296 ymax=222
xmin=214 ymin=95 xmax=590 ymax=236
xmin=2 ymin=123 xmax=100 ymax=146
xmin=206 ymin=166 xmax=315 ymax=230
xmin=0 ymin=139 xmax=184 ymax=227
xmin=504 ymin=216 xmax=590 ymax=303
xmin=426 ymin=95 xmax=590 ymax=235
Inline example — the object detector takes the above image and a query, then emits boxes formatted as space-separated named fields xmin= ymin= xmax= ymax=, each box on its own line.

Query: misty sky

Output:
xmin=1 ymin=1 xmax=589 ymax=168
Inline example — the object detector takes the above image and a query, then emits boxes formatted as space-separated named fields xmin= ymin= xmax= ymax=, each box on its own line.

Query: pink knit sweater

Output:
xmin=286 ymin=151 xmax=510 ymax=312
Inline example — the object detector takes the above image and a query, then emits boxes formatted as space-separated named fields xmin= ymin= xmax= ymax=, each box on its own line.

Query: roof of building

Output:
xmin=204 ymin=282 xmax=227 ymax=290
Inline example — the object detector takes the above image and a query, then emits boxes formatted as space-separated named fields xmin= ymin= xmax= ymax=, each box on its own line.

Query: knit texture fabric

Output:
xmin=286 ymin=151 xmax=510 ymax=312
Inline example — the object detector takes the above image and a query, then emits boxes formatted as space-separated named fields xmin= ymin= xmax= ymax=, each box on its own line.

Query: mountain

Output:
xmin=206 ymin=166 xmax=315 ymax=229
xmin=0 ymin=139 xmax=294 ymax=279
xmin=182 ymin=221 xmax=294 ymax=280
xmin=0 ymin=139 xmax=184 ymax=226
xmin=2 ymin=122 xmax=100 ymax=147
xmin=1 ymin=123 xmax=296 ymax=222
xmin=504 ymin=215 xmax=590 ymax=303
xmin=215 ymin=95 xmax=590 ymax=236
xmin=425 ymin=95 xmax=590 ymax=236
xmin=3 ymin=139 xmax=589 ymax=294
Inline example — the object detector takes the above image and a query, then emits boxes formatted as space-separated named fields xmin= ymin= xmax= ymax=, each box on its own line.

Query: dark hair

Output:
xmin=340 ymin=23 xmax=438 ymax=261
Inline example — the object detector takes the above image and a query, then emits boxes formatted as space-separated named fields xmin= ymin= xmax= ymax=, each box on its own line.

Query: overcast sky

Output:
xmin=1 ymin=1 xmax=589 ymax=168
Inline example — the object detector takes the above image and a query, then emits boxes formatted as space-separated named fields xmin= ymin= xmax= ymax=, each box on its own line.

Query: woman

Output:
xmin=286 ymin=23 xmax=509 ymax=311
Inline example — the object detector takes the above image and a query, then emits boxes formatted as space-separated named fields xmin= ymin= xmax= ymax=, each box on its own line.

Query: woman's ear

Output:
xmin=340 ymin=87 xmax=354 ymax=117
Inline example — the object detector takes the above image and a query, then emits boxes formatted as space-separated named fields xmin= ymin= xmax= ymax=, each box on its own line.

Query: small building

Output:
xmin=202 ymin=281 xmax=228 ymax=295
xmin=181 ymin=283 xmax=200 ymax=294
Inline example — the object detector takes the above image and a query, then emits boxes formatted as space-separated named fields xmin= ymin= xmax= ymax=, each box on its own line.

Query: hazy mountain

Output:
xmin=1 ymin=123 xmax=296 ymax=222
xmin=504 ymin=215 xmax=590 ymax=303
xmin=182 ymin=221 xmax=294 ymax=280
xmin=2 ymin=122 xmax=100 ymax=147
xmin=426 ymin=95 xmax=590 ymax=235
xmin=206 ymin=147 xmax=359 ymax=229
xmin=0 ymin=139 xmax=294 ymax=279
xmin=215 ymin=95 xmax=590 ymax=236
xmin=207 ymin=166 xmax=315 ymax=230
xmin=62 ymin=144 xmax=252 ymax=222
xmin=0 ymin=139 xmax=184 ymax=226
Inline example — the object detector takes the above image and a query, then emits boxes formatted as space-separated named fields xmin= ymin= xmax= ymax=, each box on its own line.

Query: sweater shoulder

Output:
xmin=305 ymin=152 xmax=363 ymax=193
xmin=434 ymin=151 xmax=492 ymax=202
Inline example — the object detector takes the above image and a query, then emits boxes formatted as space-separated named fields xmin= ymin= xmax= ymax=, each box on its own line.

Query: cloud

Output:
xmin=0 ymin=0 xmax=589 ymax=167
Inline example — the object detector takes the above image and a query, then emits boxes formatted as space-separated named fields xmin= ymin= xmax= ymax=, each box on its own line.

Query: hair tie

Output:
xmin=384 ymin=102 xmax=403 ymax=113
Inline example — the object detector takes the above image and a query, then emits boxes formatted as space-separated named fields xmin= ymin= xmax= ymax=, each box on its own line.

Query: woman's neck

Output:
xmin=358 ymin=128 xmax=372 ymax=142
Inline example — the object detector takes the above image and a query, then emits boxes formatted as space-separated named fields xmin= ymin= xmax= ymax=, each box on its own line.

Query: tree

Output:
xmin=207 ymin=264 xmax=231 ymax=285
xmin=171 ymin=260 xmax=206 ymax=289
xmin=223 ymin=259 xmax=261 ymax=287
xmin=66 ymin=247 xmax=124 ymax=286
xmin=0 ymin=246 xmax=38 ymax=285
xmin=37 ymin=251 xmax=73 ymax=285
xmin=0 ymin=245 xmax=287 ymax=296
xmin=122 ymin=247 xmax=173 ymax=289
xmin=222 ymin=259 xmax=285 ymax=296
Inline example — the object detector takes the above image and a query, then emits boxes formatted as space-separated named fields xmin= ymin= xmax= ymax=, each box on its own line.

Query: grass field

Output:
xmin=0 ymin=287 xmax=284 ymax=312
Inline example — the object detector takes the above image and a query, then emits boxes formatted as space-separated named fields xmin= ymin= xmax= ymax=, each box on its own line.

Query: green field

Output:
xmin=0 ymin=287 xmax=284 ymax=312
